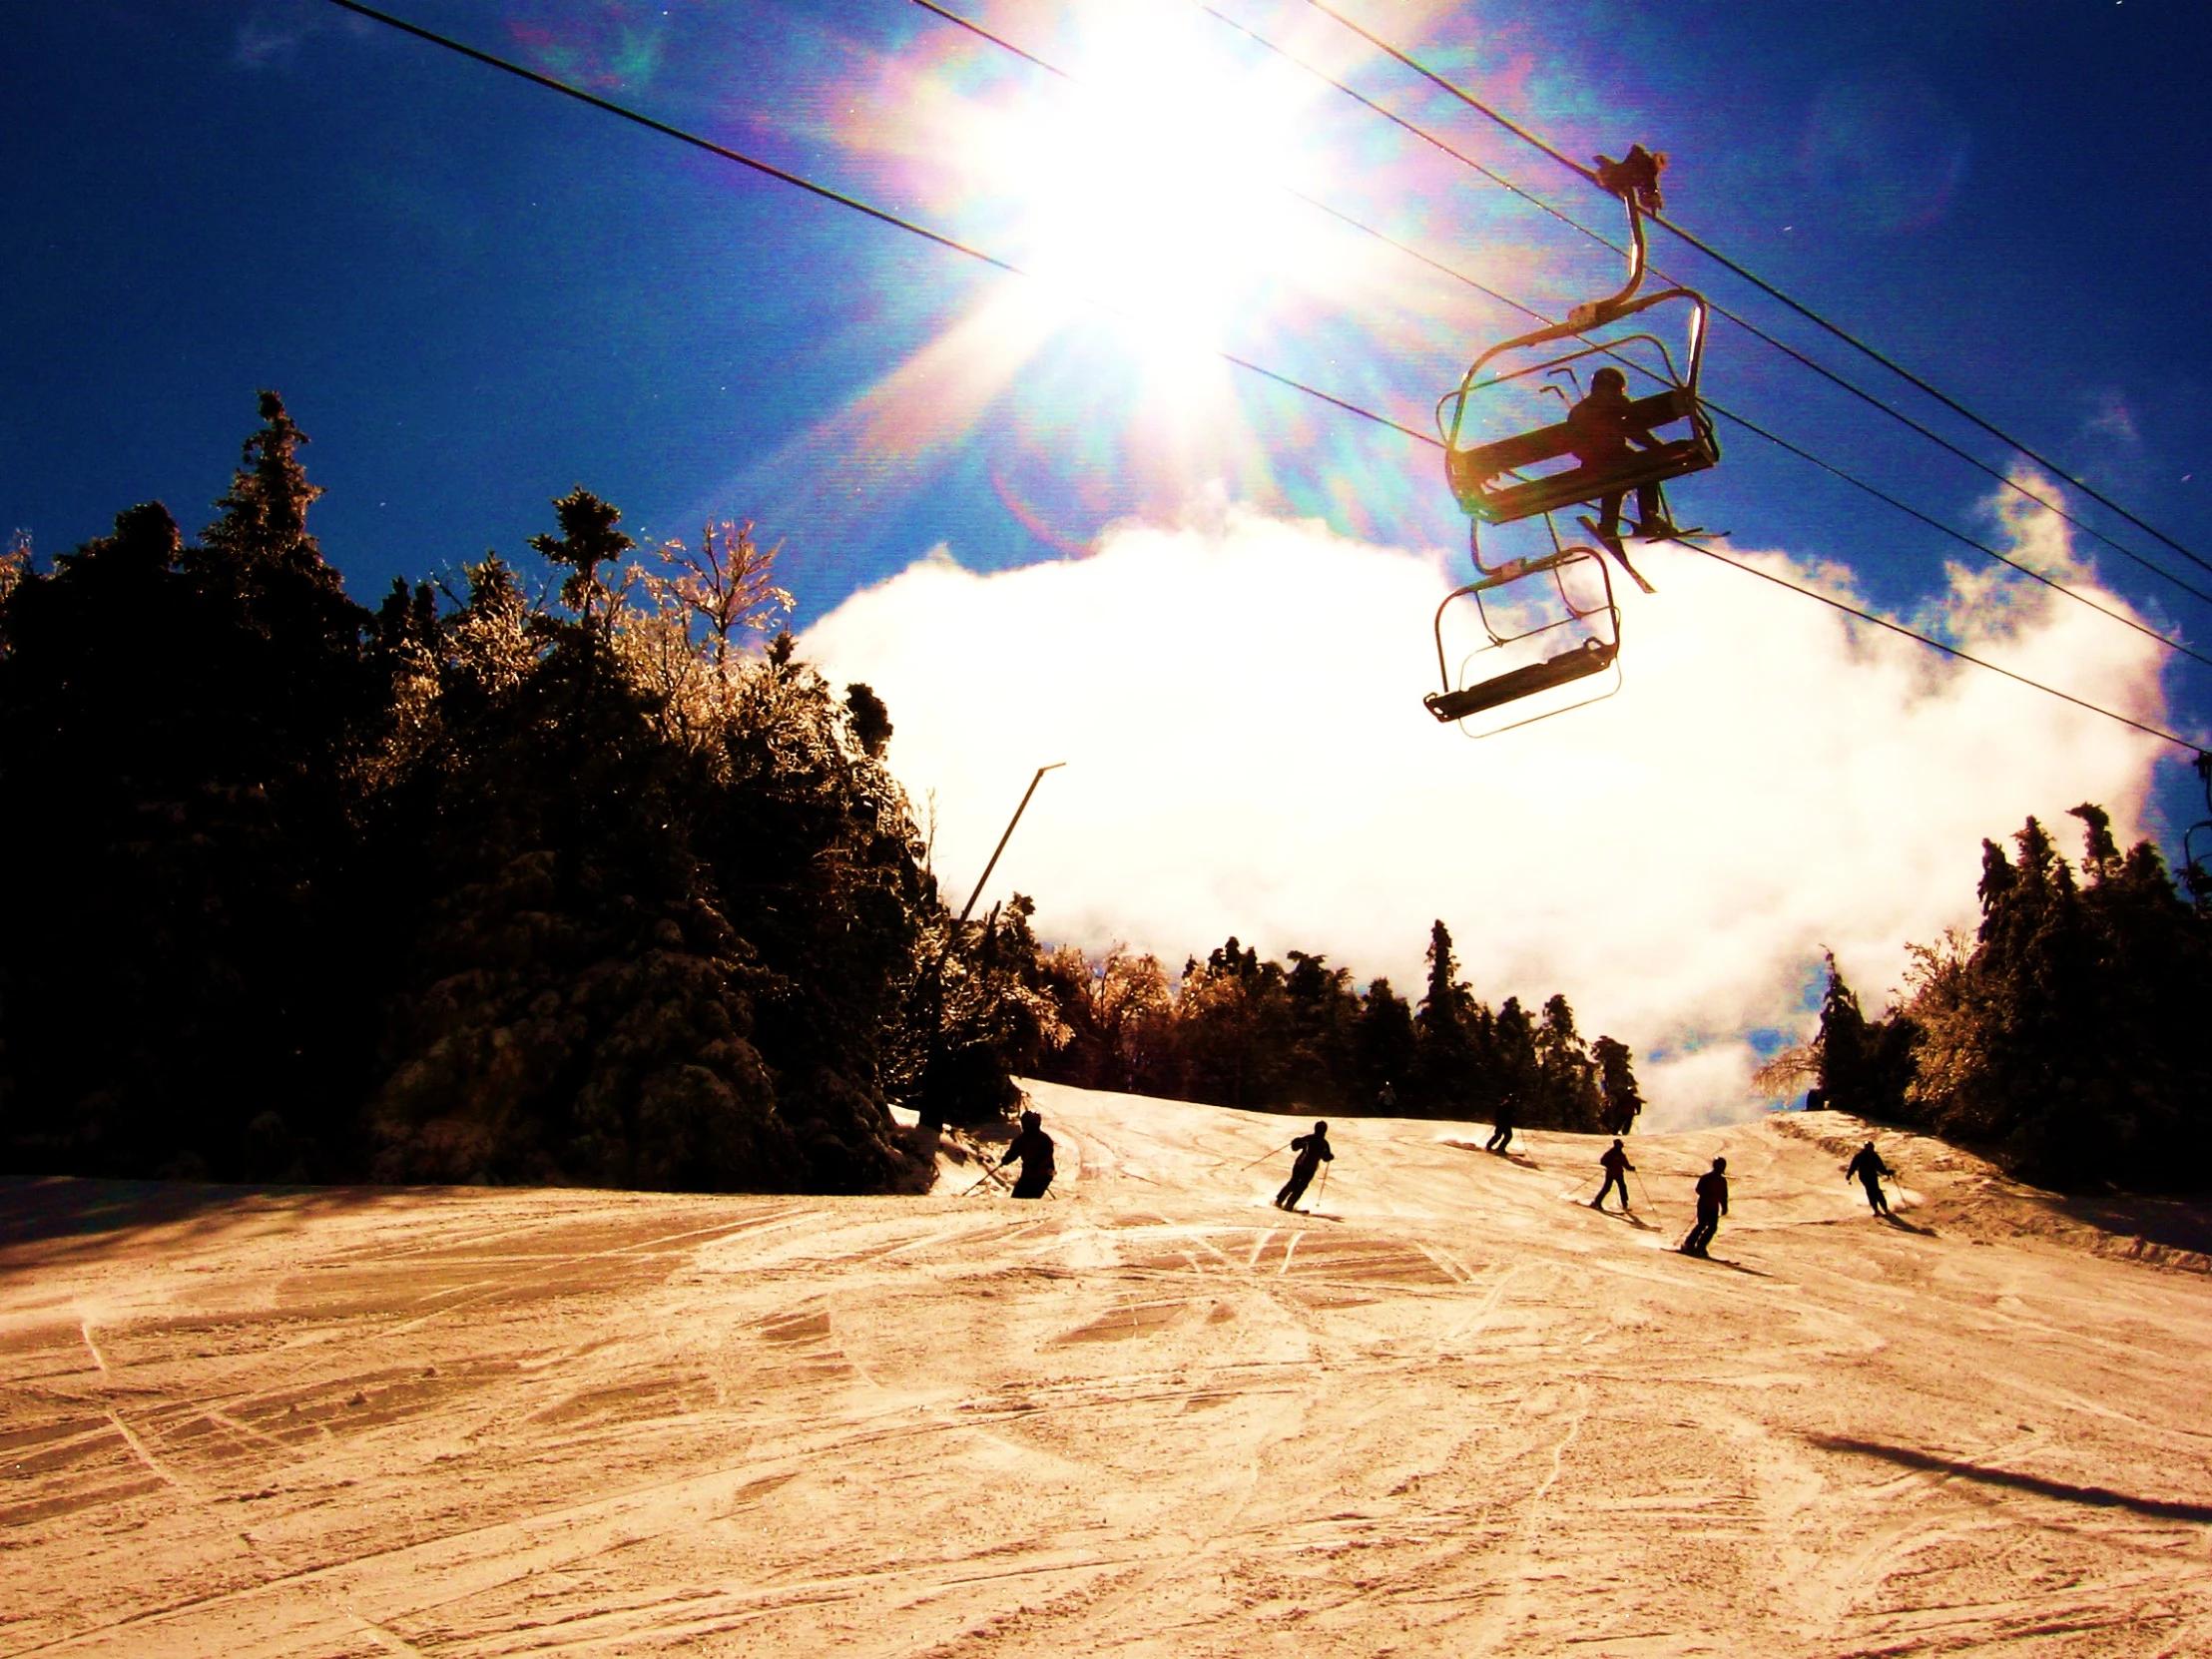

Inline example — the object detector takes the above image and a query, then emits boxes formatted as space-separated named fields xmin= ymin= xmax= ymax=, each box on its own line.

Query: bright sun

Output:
xmin=943 ymin=5 xmax=1355 ymax=346
xmin=796 ymin=0 xmax=1403 ymax=531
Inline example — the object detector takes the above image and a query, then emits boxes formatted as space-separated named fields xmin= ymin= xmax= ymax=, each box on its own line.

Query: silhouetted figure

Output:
xmin=1592 ymin=1138 xmax=1634 ymax=1211
xmin=1845 ymin=1141 xmax=1893 ymax=1216
xmin=1275 ymin=1121 xmax=1333 ymax=1210
xmin=1567 ymin=366 xmax=1665 ymax=594
xmin=999 ymin=1110 xmax=1055 ymax=1199
xmin=1681 ymin=1156 xmax=1729 ymax=1256
xmin=1485 ymin=1095 xmax=1517 ymax=1154
xmin=1378 ymin=1080 xmax=1397 ymax=1113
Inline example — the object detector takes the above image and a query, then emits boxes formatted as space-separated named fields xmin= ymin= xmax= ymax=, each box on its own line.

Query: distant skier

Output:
xmin=1845 ymin=1141 xmax=1893 ymax=1217
xmin=1485 ymin=1094 xmax=1517 ymax=1154
xmin=998 ymin=1110 xmax=1056 ymax=1199
xmin=1275 ymin=1122 xmax=1334 ymax=1211
xmin=1378 ymin=1080 xmax=1397 ymax=1113
xmin=1681 ymin=1156 xmax=1728 ymax=1257
xmin=1592 ymin=1139 xmax=1635 ymax=1212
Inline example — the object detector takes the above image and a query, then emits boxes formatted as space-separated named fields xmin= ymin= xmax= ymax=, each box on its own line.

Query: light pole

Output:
xmin=917 ymin=763 xmax=1065 ymax=1131
xmin=955 ymin=763 xmax=1065 ymax=926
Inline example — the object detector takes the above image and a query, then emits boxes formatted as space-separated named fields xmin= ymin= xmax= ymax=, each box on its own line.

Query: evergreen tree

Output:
xmin=1809 ymin=953 xmax=1915 ymax=1123
xmin=1592 ymin=1035 xmax=1643 ymax=1134
xmin=843 ymin=683 xmax=893 ymax=758
xmin=1491 ymin=996 xmax=1538 ymax=1117
xmin=1899 ymin=809 xmax=2212 ymax=1190
xmin=1814 ymin=953 xmax=1871 ymax=1112
xmin=1530 ymin=993 xmax=1604 ymax=1130
xmin=1178 ymin=937 xmax=1297 ymax=1108
xmin=8 ymin=392 xmax=1683 ymax=1192
xmin=528 ymin=485 xmax=635 ymax=643
xmin=198 ymin=390 xmax=325 ymax=572
xmin=1355 ymin=977 xmax=1417 ymax=1107
xmin=1412 ymin=919 xmax=1478 ymax=1114
xmin=0 ymin=393 xmax=381 ymax=1178
xmin=1283 ymin=951 xmax=1362 ymax=1110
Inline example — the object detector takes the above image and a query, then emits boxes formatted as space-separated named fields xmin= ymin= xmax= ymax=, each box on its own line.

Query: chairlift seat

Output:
xmin=1446 ymin=388 xmax=1715 ymax=525
xmin=1423 ymin=636 xmax=1617 ymax=723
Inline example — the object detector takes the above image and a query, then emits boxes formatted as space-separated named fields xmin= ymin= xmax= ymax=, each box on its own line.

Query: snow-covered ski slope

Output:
xmin=4 ymin=1081 xmax=2209 ymax=1656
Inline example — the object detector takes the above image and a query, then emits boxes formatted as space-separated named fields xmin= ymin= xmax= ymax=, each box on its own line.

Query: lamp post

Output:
xmin=917 ymin=763 xmax=1065 ymax=1131
xmin=956 ymin=763 xmax=1065 ymax=927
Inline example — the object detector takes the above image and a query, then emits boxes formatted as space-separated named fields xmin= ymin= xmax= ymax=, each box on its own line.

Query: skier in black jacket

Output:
xmin=1681 ymin=1157 xmax=1728 ymax=1257
xmin=1592 ymin=1139 xmax=1635 ymax=1212
xmin=999 ymin=1110 xmax=1056 ymax=1199
xmin=1845 ymin=1141 xmax=1893 ymax=1217
xmin=1275 ymin=1122 xmax=1334 ymax=1211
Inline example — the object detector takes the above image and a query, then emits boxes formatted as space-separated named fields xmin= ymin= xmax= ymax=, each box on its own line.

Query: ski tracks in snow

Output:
xmin=4 ymin=1091 xmax=2211 ymax=1655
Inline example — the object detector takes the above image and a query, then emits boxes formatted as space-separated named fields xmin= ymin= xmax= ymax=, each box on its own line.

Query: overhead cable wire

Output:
xmin=318 ymin=0 xmax=2193 ymax=752
xmin=1191 ymin=0 xmax=2212 ymax=618
xmin=1685 ymin=540 xmax=2194 ymax=750
xmin=912 ymin=0 xmax=2212 ymax=667
xmin=1708 ymin=404 xmax=2212 ymax=669
xmin=1293 ymin=0 xmax=2212 ymax=578
xmin=316 ymin=0 xmax=1430 ymax=450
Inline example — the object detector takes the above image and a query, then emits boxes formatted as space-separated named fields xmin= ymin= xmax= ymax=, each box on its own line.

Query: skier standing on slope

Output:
xmin=1681 ymin=1156 xmax=1729 ymax=1257
xmin=1485 ymin=1093 xmax=1518 ymax=1154
xmin=1845 ymin=1141 xmax=1894 ymax=1217
xmin=1275 ymin=1122 xmax=1334 ymax=1211
xmin=1591 ymin=1139 xmax=1635 ymax=1212
xmin=998 ymin=1110 xmax=1056 ymax=1199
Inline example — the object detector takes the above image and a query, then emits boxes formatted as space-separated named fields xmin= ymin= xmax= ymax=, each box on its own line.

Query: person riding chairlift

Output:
xmin=1567 ymin=365 xmax=1669 ymax=595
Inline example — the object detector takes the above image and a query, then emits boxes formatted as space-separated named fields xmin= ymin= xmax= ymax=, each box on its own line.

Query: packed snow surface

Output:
xmin=4 ymin=1083 xmax=2210 ymax=1656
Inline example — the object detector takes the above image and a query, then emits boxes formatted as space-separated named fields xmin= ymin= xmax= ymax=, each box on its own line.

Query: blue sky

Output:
xmin=7 ymin=0 xmax=2211 ymax=859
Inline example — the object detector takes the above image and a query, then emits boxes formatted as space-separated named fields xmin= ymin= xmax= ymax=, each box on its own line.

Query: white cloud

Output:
xmin=802 ymin=484 xmax=2173 ymax=1129
xmin=2081 ymin=388 xmax=2142 ymax=448
xmin=231 ymin=1 xmax=363 ymax=70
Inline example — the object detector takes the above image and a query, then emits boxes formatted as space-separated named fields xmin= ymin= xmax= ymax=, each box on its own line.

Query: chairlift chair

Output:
xmin=1423 ymin=148 xmax=1717 ymax=734
xmin=1436 ymin=157 xmax=1720 ymax=531
xmin=1423 ymin=524 xmax=1622 ymax=736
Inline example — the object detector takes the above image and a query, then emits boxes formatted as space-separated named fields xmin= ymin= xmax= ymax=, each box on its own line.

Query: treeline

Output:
xmin=0 ymin=393 xmax=991 ymax=1193
xmin=974 ymin=908 xmax=1645 ymax=1132
xmin=1778 ymin=807 xmax=2212 ymax=1193
xmin=0 ymin=394 xmax=1647 ymax=1195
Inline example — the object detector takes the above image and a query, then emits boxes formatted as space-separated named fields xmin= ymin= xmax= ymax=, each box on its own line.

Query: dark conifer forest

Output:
xmin=4 ymin=396 xmax=2204 ymax=1195
xmin=0 ymin=396 xmax=1641 ymax=1192
xmin=0 ymin=397 xmax=956 ymax=1192
xmin=998 ymin=911 xmax=1645 ymax=1135
xmin=1769 ymin=808 xmax=2212 ymax=1193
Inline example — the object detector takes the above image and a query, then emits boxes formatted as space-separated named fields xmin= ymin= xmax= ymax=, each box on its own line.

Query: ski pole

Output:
xmin=1235 ymin=1139 xmax=1296 ymax=1173
xmin=1631 ymin=1168 xmax=1655 ymax=1211
xmin=960 ymin=1163 xmax=1012 ymax=1196
xmin=1316 ymin=1162 xmax=1331 ymax=1208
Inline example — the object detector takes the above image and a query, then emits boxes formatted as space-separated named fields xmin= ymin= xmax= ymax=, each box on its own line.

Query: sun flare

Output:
xmin=784 ymin=0 xmax=1458 ymax=542
xmin=938 ymin=6 xmax=1356 ymax=349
